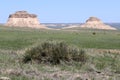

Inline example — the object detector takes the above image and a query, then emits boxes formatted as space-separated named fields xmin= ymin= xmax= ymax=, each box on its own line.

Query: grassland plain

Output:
xmin=0 ymin=26 xmax=120 ymax=50
xmin=0 ymin=25 xmax=120 ymax=80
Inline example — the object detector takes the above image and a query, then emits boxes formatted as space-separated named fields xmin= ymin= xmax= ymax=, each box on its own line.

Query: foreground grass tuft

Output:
xmin=23 ymin=41 xmax=87 ymax=64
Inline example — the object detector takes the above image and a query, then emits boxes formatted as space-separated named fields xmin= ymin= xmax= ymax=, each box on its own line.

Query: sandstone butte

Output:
xmin=5 ymin=11 xmax=48 ymax=29
xmin=63 ymin=17 xmax=117 ymax=30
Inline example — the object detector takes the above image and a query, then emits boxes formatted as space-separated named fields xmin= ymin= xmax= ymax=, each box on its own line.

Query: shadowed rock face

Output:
xmin=5 ymin=11 xmax=48 ymax=29
xmin=85 ymin=17 xmax=103 ymax=24
xmin=9 ymin=11 xmax=37 ymax=18
xmin=86 ymin=17 xmax=101 ymax=23
xmin=86 ymin=17 xmax=101 ymax=22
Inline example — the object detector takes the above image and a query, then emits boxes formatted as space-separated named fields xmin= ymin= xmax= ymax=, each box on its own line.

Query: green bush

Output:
xmin=23 ymin=41 xmax=87 ymax=64
xmin=92 ymin=32 xmax=96 ymax=35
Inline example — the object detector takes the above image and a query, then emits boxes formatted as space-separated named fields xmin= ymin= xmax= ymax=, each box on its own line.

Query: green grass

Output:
xmin=0 ymin=26 xmax=120 ymax=50
xmin=0 ymin=26 xmax=120 ymax=80
xmin=0 ymin=49 xmax=120 ymax=80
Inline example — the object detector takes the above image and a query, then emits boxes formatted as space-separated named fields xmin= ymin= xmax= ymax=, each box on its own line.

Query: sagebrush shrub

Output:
xmin=23 ymin=41 xmax=87 ymax=64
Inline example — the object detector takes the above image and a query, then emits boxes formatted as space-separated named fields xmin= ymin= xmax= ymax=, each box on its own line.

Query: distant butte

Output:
xmin=81 ymin=17 xmax=116 ymax=30
xmin=63 ymin=17 xmax=117 ymax=30
xmin=5 ymin=11 xmax=48 ymax=29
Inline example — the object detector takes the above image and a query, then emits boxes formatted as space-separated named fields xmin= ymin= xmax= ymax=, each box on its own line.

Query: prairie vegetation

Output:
xmin=0 ymin=26 xmax=120 ymax=80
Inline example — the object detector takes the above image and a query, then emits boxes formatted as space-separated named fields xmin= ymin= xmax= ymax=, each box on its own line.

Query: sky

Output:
xmin=0 ymin=0 xmax=120 ymax=23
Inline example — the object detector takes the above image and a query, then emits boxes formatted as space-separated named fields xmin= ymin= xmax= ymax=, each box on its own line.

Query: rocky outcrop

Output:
xmin=63 ymin=17 xmax=117 ymax=30
xmin=8 ymin=11 xmax=37 ymax=18
xmin=5 ymin=11 xmax=48 ymax=29
xmin=81 ymin=17 xmax=117 ymax=30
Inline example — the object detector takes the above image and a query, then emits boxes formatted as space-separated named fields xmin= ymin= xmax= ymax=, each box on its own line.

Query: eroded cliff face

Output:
xmin=81 ymin=17 xmax=117 ymax=30
xmin=8 ymin=11 xmax=37 ymax=18
xmin=63 ymin=17 xmax=116 ymax=30
xmin=5 ymin=11 xmax=47 ymax=29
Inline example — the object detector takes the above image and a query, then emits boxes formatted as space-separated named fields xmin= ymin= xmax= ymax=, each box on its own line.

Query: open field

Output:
xmin=0 ymin=48 xmax=120 ymax=80
xmin=0 ymin=26 xmax=120 ymax=50
xmin=0 ymin=25 xmax=120 ymax=80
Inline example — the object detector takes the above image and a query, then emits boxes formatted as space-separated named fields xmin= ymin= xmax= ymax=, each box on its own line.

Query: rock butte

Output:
xmin=81 ymin=17 xmax=116 ymax=30
xmin=63 ymin=17 xmax=117 ymax=30
xmin=5 ymin=11 xmax=48 ymax=29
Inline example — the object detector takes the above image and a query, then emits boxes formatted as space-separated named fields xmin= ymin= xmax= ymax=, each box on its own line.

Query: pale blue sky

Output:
xmin=0 ymin=0 xmax=120 ymax=23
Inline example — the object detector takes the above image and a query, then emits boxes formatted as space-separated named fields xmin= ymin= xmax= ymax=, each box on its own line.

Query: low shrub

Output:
xmin=23 ymin=41 xmax=87 ymax=64
xmin=92 ymin=32 xmax=96 ymax=35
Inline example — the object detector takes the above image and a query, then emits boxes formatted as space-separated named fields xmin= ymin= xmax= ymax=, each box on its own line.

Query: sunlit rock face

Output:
xmin=5 ymin=11 xmax=47 ymax=29
xmin=63 ymin=17 xmax=116 ymax=30
xmin=81 ymin=17 xmax=117 ymax=30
